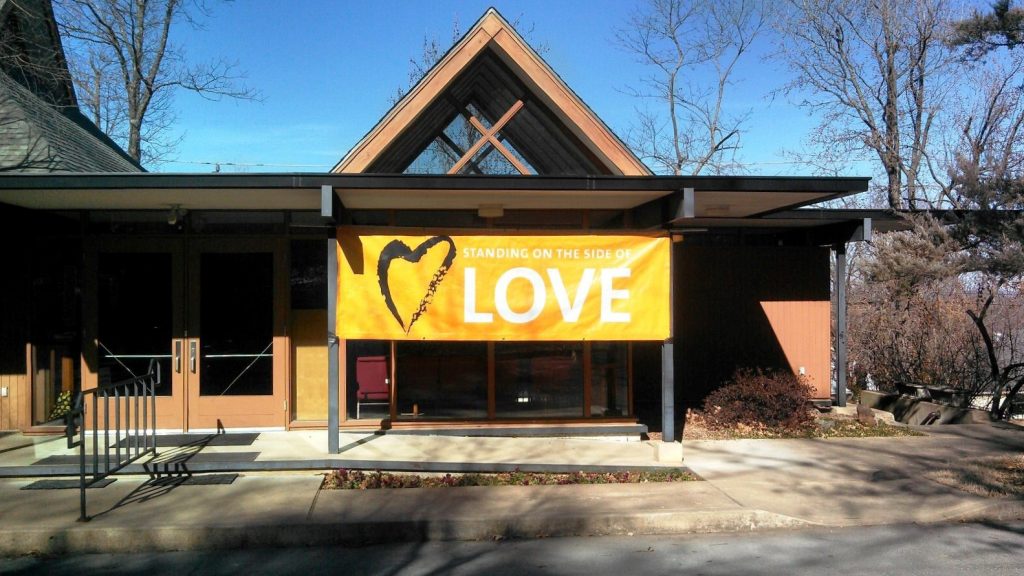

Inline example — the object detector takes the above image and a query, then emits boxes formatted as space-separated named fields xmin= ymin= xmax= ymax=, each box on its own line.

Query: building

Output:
xmin=0 ymin=7 xmax=873 ymax=444
xmin=1 ymin=0 xmax=141 ymax=431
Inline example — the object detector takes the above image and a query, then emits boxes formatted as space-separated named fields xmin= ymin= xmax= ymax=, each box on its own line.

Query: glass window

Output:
xmin=290 ymin=240 xmax=327 ymax=310
xmin=88 ymin=211 xmax=181 ymax=235
xmin=30 ymin=239 xmax=82 ymax=423
xmin=495 ymin=342 xmax=583 ymax=418
xmin=345 ymin=340 xmax=391 ymax=420
xmin=403 ymin=99 xmax=534 ymax=175
xmin=190 ymin=211 xmax=285 ymax=234
xmin=395 ymin=342 xmax=488 ymax=419
xmin=97 ymin=253 xmax=173 ymax=396
xmin=199 ymin=253 xmax=274 ymax=396
xmin=591 ymin=343 xmax=629 ymax=416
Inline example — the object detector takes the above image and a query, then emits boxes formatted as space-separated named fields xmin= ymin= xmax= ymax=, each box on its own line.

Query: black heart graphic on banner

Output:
xmin=377 ymin=236 xmax=457 ymax=334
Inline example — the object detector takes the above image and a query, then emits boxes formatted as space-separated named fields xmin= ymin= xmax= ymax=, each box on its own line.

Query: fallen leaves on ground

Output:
xmin=678 ymin=410 xmax=924 ymax=441
xmin=321 ymin=468 xmax=699 ymax=490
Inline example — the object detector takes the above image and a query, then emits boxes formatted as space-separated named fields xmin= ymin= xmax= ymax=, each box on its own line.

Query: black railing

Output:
xmin=65 ymin=359 xmax=160 ymax=522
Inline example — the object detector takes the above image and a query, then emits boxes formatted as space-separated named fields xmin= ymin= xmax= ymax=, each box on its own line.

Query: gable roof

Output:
xmin=0 ymin=0 xmax=141 ymax=172
xmin=0 ymin=69 xmax=143 ymax=172
xmin=0 ymin=0 xmax=74 ymax=106
xmin=335 ymin=8 xmax=650 ymax=176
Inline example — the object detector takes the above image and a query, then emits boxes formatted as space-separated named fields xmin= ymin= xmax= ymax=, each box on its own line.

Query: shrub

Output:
xmin=702 ymin=368 xmax=815 ymax=430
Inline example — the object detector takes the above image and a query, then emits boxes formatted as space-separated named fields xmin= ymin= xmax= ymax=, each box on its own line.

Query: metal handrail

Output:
xmin=65 ymin=359 xmax=160 ymax=522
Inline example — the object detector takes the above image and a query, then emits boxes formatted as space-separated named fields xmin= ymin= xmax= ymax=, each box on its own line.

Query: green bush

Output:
xmin=703 ymin=368 xmax=815 ymax=430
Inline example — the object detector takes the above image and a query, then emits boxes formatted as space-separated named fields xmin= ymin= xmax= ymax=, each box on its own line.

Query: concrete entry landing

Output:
xmin=0 ymin=430 xmax=683 ymax=477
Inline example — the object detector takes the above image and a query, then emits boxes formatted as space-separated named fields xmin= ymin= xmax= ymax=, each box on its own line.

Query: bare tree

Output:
xmin=853 ymin=54 xmax=1024 ymax=419
xmin=67 ymin=47 xmax=125 ymax=144
xmin=616 ymin=0 xmax=767 ymax=175
xmin=929 ymin=53 xmax=1024 ymax=209
xmin=774 ymin=0 xmax=956 ymax=209
xmin=941 ymin=51 xmax=1024 ymax=419
xmin=52 ymin=0 xmax=258 ymax=164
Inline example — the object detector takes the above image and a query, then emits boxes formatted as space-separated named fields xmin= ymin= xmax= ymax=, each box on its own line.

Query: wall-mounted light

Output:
xmin=167 ymin=204 xmax=188 ymax=226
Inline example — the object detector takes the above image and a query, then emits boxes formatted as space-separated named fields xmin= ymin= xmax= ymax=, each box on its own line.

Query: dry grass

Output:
xmin=925 ymin=455 xmax=1024 ymax=498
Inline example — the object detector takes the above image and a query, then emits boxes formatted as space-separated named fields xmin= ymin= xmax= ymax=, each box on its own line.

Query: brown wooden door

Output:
xmin=184 ymin=239 xmax=287 ymax=431
xmin=89 ymin=239 xmax=187 ymax=430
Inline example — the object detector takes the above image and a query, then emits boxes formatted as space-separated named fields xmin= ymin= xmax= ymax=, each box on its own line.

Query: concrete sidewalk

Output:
xmin=0 ymin=430 xmax=677 ymax=476
xmin=1 ymin=424 xmax=1023 ymax=555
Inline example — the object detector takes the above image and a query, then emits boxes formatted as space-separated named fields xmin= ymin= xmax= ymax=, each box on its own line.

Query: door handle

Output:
xmin=189 ymin=340 xmax=197 ymax=374
xmin=174 ymin=340 xmax=182 ymax=374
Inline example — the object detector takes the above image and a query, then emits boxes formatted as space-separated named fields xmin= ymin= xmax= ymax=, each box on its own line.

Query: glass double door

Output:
xmin=91 ymin=238 xmax=285 ymax=431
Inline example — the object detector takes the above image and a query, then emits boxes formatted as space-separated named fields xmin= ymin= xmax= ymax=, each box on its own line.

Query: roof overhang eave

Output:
xmin=0 ymin=173 xmax=871 ymax=214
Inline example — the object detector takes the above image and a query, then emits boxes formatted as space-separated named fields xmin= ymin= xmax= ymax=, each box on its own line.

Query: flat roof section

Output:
xmin=0 ymin=172 xmax=870 ymax=218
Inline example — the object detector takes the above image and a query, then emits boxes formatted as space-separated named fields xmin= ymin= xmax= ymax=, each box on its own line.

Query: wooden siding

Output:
xmin=674 ymin=245 xmax=832 ymax=403
xmin=760 ymin=301 xmax=831 ymax=398
xmin=292 ymin=309 xmax=328 ymax=421
xmin=0 ymin=243 xmax=30 ymax=430
xmin=0 ymin=368 xmax=29 ymax=431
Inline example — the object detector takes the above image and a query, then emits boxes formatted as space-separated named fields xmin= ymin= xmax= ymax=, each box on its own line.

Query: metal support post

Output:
xmin=324 ymin=185 xmax=340 ymax=453
xmin=661 ymin=340 xmax=675 ymax=442
xmin=662 ymin=234 xmax=677 ymax=443
xmin=834 ymin=242 xmax=848 ymax=407
xmin=327 ymin=230 xmax=340 ymax=453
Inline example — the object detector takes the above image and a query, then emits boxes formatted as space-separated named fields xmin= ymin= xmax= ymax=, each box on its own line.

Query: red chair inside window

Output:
xmin=356 ymin=356 xmax=389 ymax=419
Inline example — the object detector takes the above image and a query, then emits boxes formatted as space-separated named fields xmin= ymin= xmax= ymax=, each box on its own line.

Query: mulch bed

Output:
xmin=657 ymin=409 xmax=924 ymax=441
xmin=321 ymin=468 xmax=698 ymax=490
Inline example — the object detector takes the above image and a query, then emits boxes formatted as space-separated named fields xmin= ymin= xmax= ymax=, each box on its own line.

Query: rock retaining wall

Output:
xmin=860 ymin=391 xmax=993 ymax=425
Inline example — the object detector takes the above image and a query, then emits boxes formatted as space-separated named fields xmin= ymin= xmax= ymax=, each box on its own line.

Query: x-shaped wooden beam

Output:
xmin=447 ymin=99 xmax=529 ymax=175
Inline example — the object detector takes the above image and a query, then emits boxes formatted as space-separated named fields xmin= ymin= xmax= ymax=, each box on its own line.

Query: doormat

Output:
xmin=114 ymin=433 xmax=260 ymax=448
xmin=21 ymin=478 xmax=116 ymax=490
xmin=148 ymin=473 xmax=238 ymax=486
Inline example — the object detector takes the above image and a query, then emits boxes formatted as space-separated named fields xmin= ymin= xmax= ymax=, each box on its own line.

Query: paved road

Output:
xmin=3 ymin=521 xmax=1023 ymax=575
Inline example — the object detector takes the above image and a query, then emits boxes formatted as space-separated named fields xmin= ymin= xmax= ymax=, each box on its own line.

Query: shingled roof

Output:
xmin=0 ymin=69 xmax=141 ymax=172
xmin=0 ymin=0 xmax=141 ymax=173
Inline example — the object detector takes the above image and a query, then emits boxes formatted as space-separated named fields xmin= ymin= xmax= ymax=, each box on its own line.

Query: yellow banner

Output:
xmin=337 ymin=229 xmax=670 ymax=341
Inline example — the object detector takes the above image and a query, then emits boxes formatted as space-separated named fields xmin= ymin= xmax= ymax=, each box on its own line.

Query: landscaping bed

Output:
xmin=321 ymin=468 xmax=699 ymax=490
xmin=674 ymin=409 xmax=925 ymax=441
xmin=659 ymin=369 xmax=924 ymax=441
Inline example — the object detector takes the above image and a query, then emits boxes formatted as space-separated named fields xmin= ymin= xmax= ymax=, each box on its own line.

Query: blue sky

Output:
xmin=161 ymin=0 xmax=840 ymax=175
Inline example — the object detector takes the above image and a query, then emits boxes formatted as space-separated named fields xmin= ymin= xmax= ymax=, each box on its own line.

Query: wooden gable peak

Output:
xmin=334 ymin=8 xmax=649 ymax=176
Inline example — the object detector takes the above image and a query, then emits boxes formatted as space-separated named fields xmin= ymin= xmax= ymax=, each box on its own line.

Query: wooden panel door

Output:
xmin=185 ymin=239 xmax=287 ymax=430
xmin=89 ymin=240 xmax=186 ymax=430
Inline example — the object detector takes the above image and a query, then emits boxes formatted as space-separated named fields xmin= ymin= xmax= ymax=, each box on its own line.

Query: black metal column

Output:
xmin=327 ymin=229 xmax=339 ymax=452
xmin=661 ymin=341 xmax=675 ymax=442
xmin=662 ymin=233 xmax=677 ymax=442
xmin=324 ymin=185 xmax=340 ymax=453
xmin=834 ymin=242 xmax=847 ymax=407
